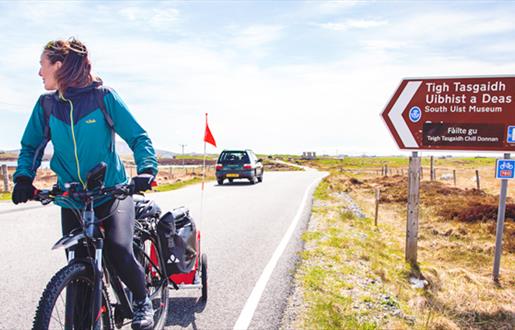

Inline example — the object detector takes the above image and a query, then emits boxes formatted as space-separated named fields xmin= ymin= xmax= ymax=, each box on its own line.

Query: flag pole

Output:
xmin=202 ymin=113 xmax=208 ymax=193
xmin=200 ymin=114 xmax=208 ymax=227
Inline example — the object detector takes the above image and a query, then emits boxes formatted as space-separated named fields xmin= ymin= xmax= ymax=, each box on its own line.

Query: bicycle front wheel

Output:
xmin=32 ymin=262 xmax=113 ymax=330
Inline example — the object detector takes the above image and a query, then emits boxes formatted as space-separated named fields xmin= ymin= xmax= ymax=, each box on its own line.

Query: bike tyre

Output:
xmin=134 ymin=233 xmax=169 ymax=330
xmin=32 ymin=262 xmax=113 ymax=330
xmin=201 ymin=253 xmax=208 ymax=302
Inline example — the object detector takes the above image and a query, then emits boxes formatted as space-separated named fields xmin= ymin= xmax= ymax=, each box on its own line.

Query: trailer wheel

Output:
xmin=201 ymin=253 xmax=208 ymax=302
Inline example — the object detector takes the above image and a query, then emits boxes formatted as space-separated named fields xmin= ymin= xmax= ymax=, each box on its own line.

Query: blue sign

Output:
xmin=408 ymin=106 xmax=421 ymax=123
xmin=496 ymin=159 xmax=515 ymax=179
xmin=507 ymin=126 xmax=515 ymax=143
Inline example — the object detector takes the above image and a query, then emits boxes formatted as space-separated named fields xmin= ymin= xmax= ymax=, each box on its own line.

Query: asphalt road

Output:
xmin=0 ymin=169 xmax=325 ymax=330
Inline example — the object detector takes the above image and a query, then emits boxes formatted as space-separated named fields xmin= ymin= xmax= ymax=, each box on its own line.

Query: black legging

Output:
xmin=61 ymin=196 xmax=147 ymax=300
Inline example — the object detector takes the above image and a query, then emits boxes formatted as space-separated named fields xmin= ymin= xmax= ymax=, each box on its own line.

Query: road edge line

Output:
xmin=233 ymin=172 xmax=328 ymax=330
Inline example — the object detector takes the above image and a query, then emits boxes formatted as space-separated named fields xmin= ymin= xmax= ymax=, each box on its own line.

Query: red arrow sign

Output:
xmin=381 ymin=76 xmax=515 ymax=151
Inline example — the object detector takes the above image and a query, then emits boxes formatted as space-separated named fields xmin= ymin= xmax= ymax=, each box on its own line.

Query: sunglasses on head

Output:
xmin=45 ymin=39 xmax=87 ymax=56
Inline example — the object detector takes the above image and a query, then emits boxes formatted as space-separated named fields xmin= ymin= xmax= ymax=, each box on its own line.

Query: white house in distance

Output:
xmin=302 ymin=152 xmax=316 ymax=160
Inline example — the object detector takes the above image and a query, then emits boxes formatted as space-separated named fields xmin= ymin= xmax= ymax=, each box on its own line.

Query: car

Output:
xmin=215 ymin=149 xmax=264 ymax=185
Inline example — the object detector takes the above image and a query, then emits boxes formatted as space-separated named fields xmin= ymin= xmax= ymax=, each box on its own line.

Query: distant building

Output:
xmin=301 ymin=152 xmax=316 ymax=160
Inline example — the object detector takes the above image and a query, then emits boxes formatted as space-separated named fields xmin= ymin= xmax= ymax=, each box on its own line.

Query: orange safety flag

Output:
xmin=204 ymin=113 xmax=217 ymax=147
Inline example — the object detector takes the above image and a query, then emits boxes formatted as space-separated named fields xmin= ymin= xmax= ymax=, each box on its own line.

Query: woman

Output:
xmin=12 ymin=38 xmax=157 ymax=330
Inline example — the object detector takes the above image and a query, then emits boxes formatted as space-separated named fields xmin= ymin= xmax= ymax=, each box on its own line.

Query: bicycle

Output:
xmin=31 ymin=163 xmax=169 ymax=329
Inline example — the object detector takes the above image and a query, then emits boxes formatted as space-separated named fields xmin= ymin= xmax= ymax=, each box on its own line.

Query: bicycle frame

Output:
xmin=50 ymin=191 xmax=130 ymax=328
xmin=31 ymin=162 xmax=171 ymax=329
xmin=50 ymin=192 xmax=170 ymax=328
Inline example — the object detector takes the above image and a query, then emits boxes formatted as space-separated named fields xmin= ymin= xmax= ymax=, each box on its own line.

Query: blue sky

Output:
xmin=1 ymin=1 xmax=515 ymax=155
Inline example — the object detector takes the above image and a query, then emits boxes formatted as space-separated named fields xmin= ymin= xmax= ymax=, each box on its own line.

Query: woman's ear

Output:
xmin=55 ymin=61 xmax=63 ymax=70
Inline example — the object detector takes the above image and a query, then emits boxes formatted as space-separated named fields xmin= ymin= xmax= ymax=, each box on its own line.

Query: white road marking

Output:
xmin=233 ymin=173 xmax=327 ymax=330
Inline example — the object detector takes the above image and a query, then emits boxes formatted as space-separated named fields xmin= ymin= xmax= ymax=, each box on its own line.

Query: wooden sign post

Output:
xmin=406 ymin=152 xmax=421 ymax=265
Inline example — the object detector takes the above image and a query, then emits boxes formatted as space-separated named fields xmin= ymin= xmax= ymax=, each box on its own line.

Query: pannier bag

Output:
xmin=157 ymin=207 xmax=197 ymax=275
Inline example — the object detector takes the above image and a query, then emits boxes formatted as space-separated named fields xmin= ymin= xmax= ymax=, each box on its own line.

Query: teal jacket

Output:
xmin=14 ymin=81 xmax=158 ymax=207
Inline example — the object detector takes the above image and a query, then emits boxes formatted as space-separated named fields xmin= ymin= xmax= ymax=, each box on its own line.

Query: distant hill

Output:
xmin=1 ymin=141 xmax=177 ymax=160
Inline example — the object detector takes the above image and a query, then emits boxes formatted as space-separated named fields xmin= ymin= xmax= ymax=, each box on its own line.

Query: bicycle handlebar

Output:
xmin=32 ymin=183 xmax=136 ymax=205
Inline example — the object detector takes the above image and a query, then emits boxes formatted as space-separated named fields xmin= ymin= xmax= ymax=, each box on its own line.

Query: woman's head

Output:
xmin=39 ymin=38 xmax=95 ymax=93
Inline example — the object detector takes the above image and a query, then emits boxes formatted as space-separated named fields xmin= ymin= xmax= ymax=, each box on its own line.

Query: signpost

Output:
xmin=381 ymin=76 xmax=515 ymax=279
xmin=495 ymin=159 xmax=515 ymax=179
xmin=493 ymin=155 xmax=513 ymax=282
xmin=382 ymin=76 xmax=515 ymax=152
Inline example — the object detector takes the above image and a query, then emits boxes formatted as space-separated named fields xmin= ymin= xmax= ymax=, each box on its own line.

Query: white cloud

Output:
xmin=150 ymin=8 xmax=180 ymax=28
xmin=360 ymin=39 xmax=408 ymax=51
xmin=379 ymin=10 xmax=515 ymax=47
xmin=119 ymin=7 xmax=139 ymax=21
xmin=229 ymin=24 xmax=284 ymax=49
xmin=315 ymin=0 xmax=359 ymax=14
xmin=118 ymin=6 xmax=179 ymax=29
xmin=317 ymin=19 xmax=388 ymax=31
xmin=86 ymin=34 xmax=515 ymax=155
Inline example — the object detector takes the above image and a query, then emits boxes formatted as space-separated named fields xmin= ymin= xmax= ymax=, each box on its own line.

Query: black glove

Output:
xmin=131 ymin=173 xmax=155 ymax=193
xmin=12 ymin=176 xmax=36 ymax=205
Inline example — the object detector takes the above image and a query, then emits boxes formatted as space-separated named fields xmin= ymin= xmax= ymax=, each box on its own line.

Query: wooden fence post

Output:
xmin=453 ymin=169 xmax=457 ymax=186
xmin=406 ymin=152 xmax=421 ymax=265
xmin=169 ymin=166 xmax=173 ymax=179
xmin=430 ymin=156 xmax=434 ymax=181
xmin=374 ymin=188 xmax=380 ymax=227
xmin=385 ymin=165 xmax=388 ymax=177
xmin=476 ymin=170 xmax=481 ymax=190
xmin=2 ymin=164 xmax=9 ymax=192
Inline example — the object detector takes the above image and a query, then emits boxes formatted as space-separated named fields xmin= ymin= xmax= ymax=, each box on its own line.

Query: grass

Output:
xmin=290 ymin=156 xmax=498 ymax=172
xmin=292 ymin=189 xmax=417 ymax=329
xmin=287 ymin=158 xmax=514 ymax=330
xmin=262 ymin=159 xmax=304 ymax=171
xmin=152 ymin=176 xmax=214 ymax=192
xmin=0 ymin=192 xmax=10 ymax=201
xmin=0 ymin=152 xmax=18 ymax=160
xmin=0 ymin=177 xmax=214 ymax=201
xmin=173 ymin=154 xmax=217 ymax=160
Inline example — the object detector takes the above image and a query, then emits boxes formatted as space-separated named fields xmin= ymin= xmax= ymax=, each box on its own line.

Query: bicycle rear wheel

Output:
xmin=32 ymin=262 xmax=113 ymax=330
xmin=134 ymin=233 xmax=169 ymax=330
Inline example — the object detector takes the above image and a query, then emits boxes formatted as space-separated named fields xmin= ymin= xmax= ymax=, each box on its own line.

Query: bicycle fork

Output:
xmin=63 ymin=203 xmax=105 ymax=329
xmin=84 ymin=203 xmax=105 ymax=328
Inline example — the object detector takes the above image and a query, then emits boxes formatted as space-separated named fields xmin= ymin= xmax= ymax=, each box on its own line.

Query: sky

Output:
xmin=1 ymin=0 xmax=515 ymax=156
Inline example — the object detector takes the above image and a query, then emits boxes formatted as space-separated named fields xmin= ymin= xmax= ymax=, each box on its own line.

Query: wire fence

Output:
xmin=0 ymin=163 xmax=216 ymax=192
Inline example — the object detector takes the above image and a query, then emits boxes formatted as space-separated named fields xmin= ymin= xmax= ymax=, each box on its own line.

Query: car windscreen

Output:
xmin=219 ymin=152 xmax=250 ymax=164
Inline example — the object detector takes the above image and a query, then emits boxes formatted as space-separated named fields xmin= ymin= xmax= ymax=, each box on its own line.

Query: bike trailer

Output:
xmin=156 ymin=208 xmax=199 ymax=277
xmin=154 ymin=206 xmax=207 ymax=300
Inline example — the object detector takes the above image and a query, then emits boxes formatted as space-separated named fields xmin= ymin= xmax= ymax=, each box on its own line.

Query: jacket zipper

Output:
xmin=63 ymin=96 xmax=85 ymax=187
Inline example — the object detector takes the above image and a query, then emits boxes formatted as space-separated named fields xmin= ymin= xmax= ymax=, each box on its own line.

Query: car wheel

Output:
xmin=217 ymin=178 xmax=224 ymax=185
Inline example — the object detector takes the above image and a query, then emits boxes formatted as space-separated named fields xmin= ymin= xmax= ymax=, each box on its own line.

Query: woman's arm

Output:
xmin=13 ymin=98 xmax=48 ymax=182
xmin=103 ymin=88 xmax=158 ymax=175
